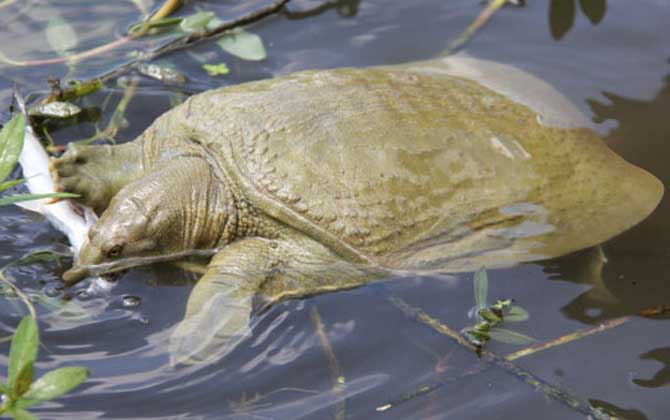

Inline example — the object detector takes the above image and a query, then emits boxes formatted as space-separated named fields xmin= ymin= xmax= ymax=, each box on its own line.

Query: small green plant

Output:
xmin=464 ymin=267 xmax=534 ymax=348
xmin=0 ymin=316 xmax=89 ymax=419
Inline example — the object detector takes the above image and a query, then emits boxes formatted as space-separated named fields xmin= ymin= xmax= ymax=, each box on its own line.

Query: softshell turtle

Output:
xmin=51 ymin=54 xmax=663 ymax=363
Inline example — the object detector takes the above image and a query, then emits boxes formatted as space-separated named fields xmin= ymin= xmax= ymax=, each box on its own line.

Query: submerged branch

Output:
xmin=311 ymin=306 xmax=346 ymax=420
xmin=387 ymin=295 xmax=610 ymax=419
xmin=506 ymin=304 xmax=670 ymax=361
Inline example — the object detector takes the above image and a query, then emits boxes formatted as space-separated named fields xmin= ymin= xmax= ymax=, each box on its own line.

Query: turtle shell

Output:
xmin=168 ymin=64 xmax=662 ymax=272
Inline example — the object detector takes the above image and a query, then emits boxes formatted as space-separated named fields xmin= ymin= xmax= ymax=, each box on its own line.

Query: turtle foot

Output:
xmin=50 ymin=143 xmax=118 ymax=214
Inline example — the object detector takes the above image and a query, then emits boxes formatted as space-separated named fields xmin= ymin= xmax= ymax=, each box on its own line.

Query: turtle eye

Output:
xmin=106 ymin=244 xmax=123 ymax=258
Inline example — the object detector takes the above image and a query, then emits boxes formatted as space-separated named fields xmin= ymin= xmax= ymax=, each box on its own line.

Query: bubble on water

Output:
xmin=122 ymin=295 xmax=141 ymax=308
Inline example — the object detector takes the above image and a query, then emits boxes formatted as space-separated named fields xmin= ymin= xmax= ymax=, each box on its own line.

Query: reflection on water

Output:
xmin=552 ymin=76 xmax=670 ymax=323
xmin=1 ymin=0 xmax=670 ymax=419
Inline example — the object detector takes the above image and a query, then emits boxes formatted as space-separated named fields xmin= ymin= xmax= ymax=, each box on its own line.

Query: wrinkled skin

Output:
xmin=52 ymin=55 xmax=663 ymax=364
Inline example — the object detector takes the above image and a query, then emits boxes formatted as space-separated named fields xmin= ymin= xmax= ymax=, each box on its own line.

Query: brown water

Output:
xmin=0 ymin=0 xmax=669 ymax=419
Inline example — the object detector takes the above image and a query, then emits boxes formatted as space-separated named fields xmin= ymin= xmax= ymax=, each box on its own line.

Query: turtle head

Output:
xmin=62 ymin=157 xmax=230 ymax=285
xmin=63 ymin=188 xmax=169 ymax=284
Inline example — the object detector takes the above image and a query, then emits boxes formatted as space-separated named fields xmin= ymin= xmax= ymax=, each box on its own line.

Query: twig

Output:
xmin=387 ymin=295 xmax=609 ymax=419
xmin=311 ymin=306 xmax=346 ymax=420
xmin=505 ymin=317 xmax=630 ymax=361
xmin=443 ymin=0 xmax=510 ymax=56
xmin=150 ymin=0 xmax=290 ymax=58
xmin=506 ymin=305 xmax=670 ymax=361
xmin=21 ymin=0 xmax=291 ymax=103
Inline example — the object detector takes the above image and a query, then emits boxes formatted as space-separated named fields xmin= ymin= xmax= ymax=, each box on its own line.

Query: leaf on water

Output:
xmin=8 ymin=316 xmax=39 ymax=393
xmin=0 ymin=192 xmax=79 ymax=207
xmin=203 ymin=63 xmax=230 ymax=76
xmin=473 ymin=267 xmax=488 ymax=311
xmin=0 ymin=178 xmax=26 ymax=193
xmin=217 ymin=28 xmax=267 ymax=61
xmin=16 ymin=366 xmax=89 ymax=409
xmin=46 ymin=16 xmax=78 ymax=55
xmin=0 ymin=114 xmax=26 ymax=184
xmin=549 ymin=0 xmax=576 ymax=40
xmin=29 ymin=102 xmax=82 ymax=119
xmin=180 ymin=11 xmax=215 ymax=33
xmin=489 ymin=328 xmax=535 ymax=345
xmin=137 ymin=63 xmax=187 ymax=84
xmin=505 ymin=305 xmax=529 ymax=322
xmin=579 ymin=0 xmax=606 ymax=25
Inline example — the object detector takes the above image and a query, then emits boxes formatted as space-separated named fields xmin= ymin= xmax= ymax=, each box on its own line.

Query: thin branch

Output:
xmin=387 ymin=295 xmax=609 ymax=419
xmin=150 ymin=0 xmax=290 ymax=58
xmin=506 ymin=305 xmax=670 ymax=361
xmin=443 ymin=0 xmax=510 ymax=56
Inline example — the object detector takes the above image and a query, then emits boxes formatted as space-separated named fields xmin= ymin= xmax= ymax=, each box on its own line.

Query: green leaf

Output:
xmin=478 ymin=308 xmax=502 ymax=324
xmin=8 ymin=317 xmax=39 ymax=393
xmin=0 ymin=192 xmax=79 ymax=207
xmin=473 ymin=267 xmax=488 ymax=311
xmin=505 ymin=305 xmax=529 ymax=322
xmin=579 ymin=0 xmax=606 ymax=25
xmin=217 ymin=28 xmax=267 ymax=61
xmin=46 ymin=17 xmax=78 ymax=55
xmin=203 ymin=63 xmax=230 ymax=76
xmin=489 ymin=328 xmax=535 ymax=345
xmin=14 ymin=362 xmax=34 ymax=397
xmin=8 ymin=408 xmax=38 ymax=420
xmin=0 ymin=114 xmax=26 ymax=184
xmin=0 ymin=178 xmax=26 ymax=193
xmin=17 ymin=367 xmax=89 ymax=409
xmin=549 ymin=0 xmax=576 ymax=40
xmin=180 ymin=11 xmax=215 ymax=33
xmin=0 ymin=382 xmax=10 ymax=394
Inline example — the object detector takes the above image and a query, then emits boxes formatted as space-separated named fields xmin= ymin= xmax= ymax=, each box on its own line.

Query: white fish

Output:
xmin=13 ymin=91 xmax=113 ymax=292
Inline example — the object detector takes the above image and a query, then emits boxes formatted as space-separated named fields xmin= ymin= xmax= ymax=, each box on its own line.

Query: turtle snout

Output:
xmin=63 ymin=242 xmax=104 ymax=285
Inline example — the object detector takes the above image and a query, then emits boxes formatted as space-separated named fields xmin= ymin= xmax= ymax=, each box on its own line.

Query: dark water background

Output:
xmin=1 ymin=0 xmax=669 ymax=419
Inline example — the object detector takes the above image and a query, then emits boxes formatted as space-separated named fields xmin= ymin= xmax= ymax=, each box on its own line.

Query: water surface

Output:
xmin=1 ymin=0 xmax=669 ymax=419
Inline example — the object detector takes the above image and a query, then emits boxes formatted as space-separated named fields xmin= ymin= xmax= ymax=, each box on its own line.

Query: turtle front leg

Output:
xmin=169 ymin=234 xmax=382 ymax=365
xmin=168 ymin=237 xmax=279 ymax=366
xmin=50 ymin=140 xmax=144 ymax=214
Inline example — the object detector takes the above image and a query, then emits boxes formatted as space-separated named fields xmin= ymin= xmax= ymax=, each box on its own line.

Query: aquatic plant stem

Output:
xmin=0 ymin=272 xmax=37 ymax=319
xmin=311 ymin=306 xmax=346 ymax=420
xmin=0 ymin=0 xmax=184 ymax=67
xmin=387 ymin=295 xmax=609 ymax=419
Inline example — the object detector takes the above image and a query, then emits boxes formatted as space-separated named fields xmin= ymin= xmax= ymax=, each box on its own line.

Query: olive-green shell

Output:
xmin=163 ymin=64 xmax=663 ymax=272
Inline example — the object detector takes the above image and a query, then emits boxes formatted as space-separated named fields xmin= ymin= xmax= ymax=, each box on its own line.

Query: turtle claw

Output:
xmin=50 ymin=144 xmax=115 ymax=213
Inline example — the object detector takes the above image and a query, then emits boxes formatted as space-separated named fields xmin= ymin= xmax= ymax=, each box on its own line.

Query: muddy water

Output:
xmin=0 ymin=0 xmax=669 ymax=419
